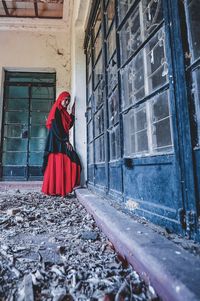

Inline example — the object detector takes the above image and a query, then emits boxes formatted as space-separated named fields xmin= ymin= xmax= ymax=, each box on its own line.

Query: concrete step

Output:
xmin=76 ymin=188 xmax=200 ymax=301
xmin=0 ymin=181 xmax=42 ymax=193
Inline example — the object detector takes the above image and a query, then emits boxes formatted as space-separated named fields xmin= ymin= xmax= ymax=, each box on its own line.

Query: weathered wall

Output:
xmin=71 ymin=0 xmax=92 ymax=185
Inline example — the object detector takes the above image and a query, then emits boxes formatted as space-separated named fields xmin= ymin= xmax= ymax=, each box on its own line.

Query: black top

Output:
xmin=42 ymin=108 xmax=81 ymax=174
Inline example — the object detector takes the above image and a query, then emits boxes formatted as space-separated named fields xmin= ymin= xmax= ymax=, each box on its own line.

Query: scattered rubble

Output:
xmin=0 ymin=192 xmax=160 ymax=300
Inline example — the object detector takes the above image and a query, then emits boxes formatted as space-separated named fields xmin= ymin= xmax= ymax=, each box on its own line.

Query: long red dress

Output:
xmin=42 ymin=92 xmax=81 ymax=196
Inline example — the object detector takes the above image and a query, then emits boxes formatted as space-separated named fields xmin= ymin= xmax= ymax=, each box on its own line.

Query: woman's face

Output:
xmin=61 ymin=95 xmax=70 ymax=108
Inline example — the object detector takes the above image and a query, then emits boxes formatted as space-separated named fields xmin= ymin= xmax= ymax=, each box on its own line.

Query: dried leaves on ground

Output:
xmin=0 ymin=191 xmax=160 ymax=301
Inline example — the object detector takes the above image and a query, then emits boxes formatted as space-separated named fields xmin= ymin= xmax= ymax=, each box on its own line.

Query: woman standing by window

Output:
xmin=42 ymin=91 xmax=81 ymax=196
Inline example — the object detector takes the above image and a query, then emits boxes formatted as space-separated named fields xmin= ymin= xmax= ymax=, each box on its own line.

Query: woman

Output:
xmin=42 ymin=91 xmax=81 ymax=196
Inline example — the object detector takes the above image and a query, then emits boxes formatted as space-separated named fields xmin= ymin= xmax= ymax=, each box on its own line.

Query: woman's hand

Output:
xmin=66 ymin=142 xmax=73 ymax=151
xmin=71 ymin=100 xmax=76 ymax=116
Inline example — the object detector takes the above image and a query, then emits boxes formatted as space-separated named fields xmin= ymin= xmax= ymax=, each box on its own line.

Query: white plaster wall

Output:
xmin=0 ymin=30 xmax=71 ymax=146
xmin=71 ymin=0 xmax=92 ymax=186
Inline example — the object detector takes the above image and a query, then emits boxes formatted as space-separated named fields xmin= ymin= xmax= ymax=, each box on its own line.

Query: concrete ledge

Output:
xmin=0 ymin=181 xmax=42 ymax=192
xmin=76 ymin=188 xmax=200 ymax=301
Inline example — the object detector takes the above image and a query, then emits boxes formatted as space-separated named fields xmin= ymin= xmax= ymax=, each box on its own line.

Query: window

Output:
xmin=120 ymin=0 xmax=172 ymax=157
xmin=185 ymin=0 xmax=200 ymax=146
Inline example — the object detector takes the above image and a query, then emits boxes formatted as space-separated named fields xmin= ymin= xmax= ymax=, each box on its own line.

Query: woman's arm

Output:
xmin=51 ymin=108 xmax=69 ymax=142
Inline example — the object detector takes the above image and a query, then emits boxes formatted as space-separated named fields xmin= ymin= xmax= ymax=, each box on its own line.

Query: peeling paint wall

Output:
xmin=0 ymin=29 xmax=71 ymax=146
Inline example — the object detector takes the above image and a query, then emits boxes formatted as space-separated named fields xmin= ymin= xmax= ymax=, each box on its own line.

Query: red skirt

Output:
xmin=42 ymin=153 xmax=81 ymax=196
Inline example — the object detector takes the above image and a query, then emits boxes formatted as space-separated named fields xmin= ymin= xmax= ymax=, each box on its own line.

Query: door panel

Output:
xmin=1 ymin=72 xmax=55 ymax=180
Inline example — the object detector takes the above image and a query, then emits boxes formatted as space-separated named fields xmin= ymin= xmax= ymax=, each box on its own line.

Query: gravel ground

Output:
xmin=0 ymin=191 xmax=160 ymax=301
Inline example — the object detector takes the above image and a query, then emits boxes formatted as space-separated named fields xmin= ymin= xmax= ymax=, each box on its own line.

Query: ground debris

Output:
xmin=0 ymin=192 xmax=160 ymax=301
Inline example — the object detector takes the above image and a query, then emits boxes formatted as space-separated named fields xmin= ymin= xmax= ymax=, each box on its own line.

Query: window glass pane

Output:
xmin=185 ymin=0 xmax=200 ymax=62
xmin=6 ymin=86 xmax=29 ymax=98
xmin=151 ymin=90 xmax=173 ymax=152
xmin=31 ymin=112 xmax=48 ymax=125
xmin=31 ymin=87 xmax=54 ymax=99
xmin=31 ymin=99 xmax=53 ymax=111
xmin=2 ymin=152 xmax=27 ymax=165
xmin=30 ymin=126 xmax=48 ymax=138
xmin=118 ymin=0 xmax=135 ymax=24
xmin=191 ymin=68 xmax=200 ymax=146
xmin=108 ymin=88 xmax=119 ymax=126
xmin=94 ymin=27 xmax=103 ymax=62
xmin=119 ymin=4 xmax=141 ymax=65
xmin=106 ymin=0 xmax=115 ymax=31
xmin=142 ymin=0 xmax=163 ymax=39
xmin=3 ymin=138 xmax=27 ymax=151
xmin=107 ymin=54 xmax=118 ymax=96
xmin=88 ymin=121 xmax=93 ymax=143
xmin=6 ymin=72 xmax=55 ymax=83
xmin=94 ymin=6 xmax=102 ymax=38
xmin=5 ymin=98 xmax=29 ymax=110
xmin=109 ymin=125 xmax=120 ymax=160
xmin=123 ymin=104 xmax=148 ymax=156
xmin=121 ymin=50 xmax=145 ymax=109
xmin=4 ymin=111 xmax=28 ymax=124
xmin=4 ymin=125 xmax=22 ymax=138
xmin=29 ymin=139 xmax=46 ymax=151
xmin=146 ymin=28 xmax=168 ymax=94
xmin=94 ymin=80 xmax=105 ymax=109
xmin=95 ymin=108 xmax=104 ymax=137
xmin=88 ymin=143 xmax=94 ymax=164
xmin=94 ymin=54 xmax=103 ymax=88
xmin=88 ymin=78 xmax=93 ymax=99
xmin=107 ymin=24 xmax=116 ymax=62
xmin=29 ymin=152 xmax=43 ymax=165
xmin=95 ymin=136 xmax=105 ymax=163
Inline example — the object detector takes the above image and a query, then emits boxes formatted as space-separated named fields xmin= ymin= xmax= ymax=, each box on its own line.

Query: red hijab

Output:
xmin=46 ymin=91 xmax=72 ymax=132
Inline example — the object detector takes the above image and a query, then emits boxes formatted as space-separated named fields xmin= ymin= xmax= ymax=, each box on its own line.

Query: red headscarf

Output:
xmin=46 ymin=91 xmax=72 ymax=132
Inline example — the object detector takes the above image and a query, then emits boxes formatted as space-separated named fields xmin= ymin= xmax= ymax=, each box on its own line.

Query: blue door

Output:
xmin=1 ymin=72 xmax=56 ymax=180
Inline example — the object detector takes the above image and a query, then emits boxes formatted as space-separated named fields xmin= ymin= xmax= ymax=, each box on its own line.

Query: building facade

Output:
xmin=84 ymin=0 xmax=200 ymax=241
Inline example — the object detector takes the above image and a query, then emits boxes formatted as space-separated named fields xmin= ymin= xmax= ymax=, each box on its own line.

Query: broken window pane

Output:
xmin=146 ymin=28 xmax=168 ymax=94
xmin=121 ymin=50 xmax=145 ymax=109
xmin=118 ymin=0 xmax=135 ymax=24
xmin=108 ymin=88 xmax=119 ymax=127
xmin=109 ymin=125 xmax=120 ymax=160
xmin=142 ymin=0 xmax=163 ymax=39
xmin=185 ymin=0 xmax=200 ymax=62
xmin=119 ymin=4 xmax=141 ymax=65
xmin=151 ymin=90 xmax=173 ymax=152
